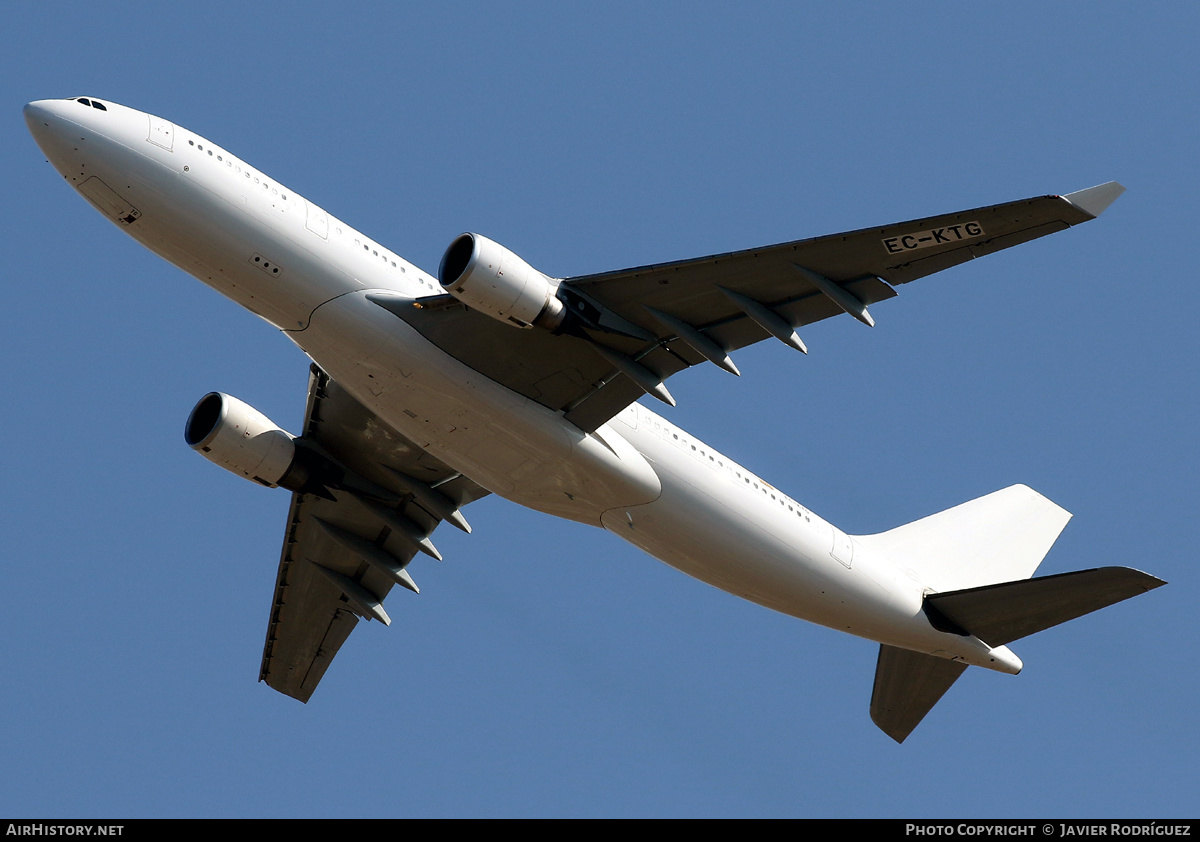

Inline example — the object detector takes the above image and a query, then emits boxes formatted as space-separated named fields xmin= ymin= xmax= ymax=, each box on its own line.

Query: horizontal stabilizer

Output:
xmin=925 ymin=566 xmax=1165 ymax=647
xmin=871 ymin=645 xmax=967 ymax=743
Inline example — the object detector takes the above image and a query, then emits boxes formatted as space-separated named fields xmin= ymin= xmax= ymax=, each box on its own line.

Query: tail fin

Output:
xmin=857 ymin=484 xmax=1072 ymax=592
xmin=862 ymin=486 xmax=1166 ymax=743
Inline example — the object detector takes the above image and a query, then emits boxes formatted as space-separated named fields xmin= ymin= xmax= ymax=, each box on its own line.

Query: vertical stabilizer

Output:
xmin=856 ymin=484 xmax=1071 ymax=592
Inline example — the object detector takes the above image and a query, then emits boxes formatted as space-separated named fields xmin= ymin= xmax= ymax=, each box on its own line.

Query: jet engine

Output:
xmin=438 ymin=233 xmax=565 ymax=329
xmin=184 ymin=392 xmax=304 ymax=489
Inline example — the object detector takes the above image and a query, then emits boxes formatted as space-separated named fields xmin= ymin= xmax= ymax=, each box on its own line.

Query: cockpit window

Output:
xmin=77 ymin=98 xmax=91 ymax=107
xmin=74 ymin=97 xmax=107 ymax=111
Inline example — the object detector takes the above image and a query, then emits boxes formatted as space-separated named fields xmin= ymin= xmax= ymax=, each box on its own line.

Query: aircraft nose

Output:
xmin=24 ymin=99 xmax=82 ymax=171
xmin=24 ymin=100 xmax=52 ymax=133
xmin=24 ymin=99 xmax=70 ymax=143
xmin=24 ymin=98 xmax=65 ymax=125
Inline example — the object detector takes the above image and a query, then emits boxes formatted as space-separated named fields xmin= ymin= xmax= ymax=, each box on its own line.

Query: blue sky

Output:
xmin=4 ymin=2 xmax=1197 ymax=818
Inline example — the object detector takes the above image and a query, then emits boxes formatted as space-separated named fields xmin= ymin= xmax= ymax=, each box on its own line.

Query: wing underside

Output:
xmin=375 ymin=184 xmax=1122 ymax=432
xmin=259 ymin=366 xmax=488 ymax=702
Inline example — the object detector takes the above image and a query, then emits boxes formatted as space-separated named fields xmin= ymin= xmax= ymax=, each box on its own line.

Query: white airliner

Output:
xmin=24 ymin=96 xmax=1164 ymax=742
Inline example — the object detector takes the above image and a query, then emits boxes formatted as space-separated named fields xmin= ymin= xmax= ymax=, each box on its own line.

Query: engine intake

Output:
xmin=438 ymin=233 xmax=565 ymax=329
xmin=185 ymin=392 xmax=300 ymax=488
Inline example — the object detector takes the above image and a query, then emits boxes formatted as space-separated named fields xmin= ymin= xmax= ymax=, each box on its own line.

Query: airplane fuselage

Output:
xmin=25 ymin=97 xmax=1022 ymax=674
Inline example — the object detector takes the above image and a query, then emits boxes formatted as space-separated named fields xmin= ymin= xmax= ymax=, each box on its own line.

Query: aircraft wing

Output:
xmin=374 ymin=183 xmax=1122 ymax=432
xmin=258 ymin=366 xmax=489 ymax=702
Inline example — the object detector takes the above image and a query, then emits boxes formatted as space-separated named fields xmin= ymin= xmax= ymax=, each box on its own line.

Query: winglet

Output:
xmin=1063 ymin=182 xmax=1125 ymax=218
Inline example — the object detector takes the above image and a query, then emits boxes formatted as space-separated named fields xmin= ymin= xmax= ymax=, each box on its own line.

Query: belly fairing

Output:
xmin=291 ymin=291 xmax=662 ymax=524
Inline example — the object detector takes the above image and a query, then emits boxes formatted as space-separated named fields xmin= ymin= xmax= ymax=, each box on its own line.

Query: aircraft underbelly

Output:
xmin=293 ymin=291 xmax=663 ymax=525
xmin=293 ymin=294 xmax=1022 ymax=664
xmin=296 ymin=294 xmax=943 ymax=649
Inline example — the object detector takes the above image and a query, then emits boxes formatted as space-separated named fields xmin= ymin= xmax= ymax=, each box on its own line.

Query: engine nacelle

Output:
xmin=184 ymin=392 xmax=298 ymax=488
xmin=438 ymin=233 xmax=565 ymax=329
